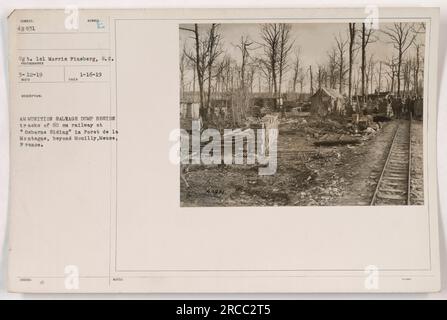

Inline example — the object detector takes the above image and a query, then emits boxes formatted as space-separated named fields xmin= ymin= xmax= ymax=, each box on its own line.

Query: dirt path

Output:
xmin=332 ymin=121 xmax=399 ymax=205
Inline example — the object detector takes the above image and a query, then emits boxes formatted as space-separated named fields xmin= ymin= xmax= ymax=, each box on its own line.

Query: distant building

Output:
xmin=310 ymin=87 xmax=345 ymax=116
xmin=367 ymin=91 xmax=392 ymax=101
xmin=252 ymin=97 xmax=277 ymax=109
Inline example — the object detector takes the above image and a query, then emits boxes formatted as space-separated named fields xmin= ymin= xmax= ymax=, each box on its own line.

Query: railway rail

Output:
xmin=371 ymin=118 xmax=412 ymax=205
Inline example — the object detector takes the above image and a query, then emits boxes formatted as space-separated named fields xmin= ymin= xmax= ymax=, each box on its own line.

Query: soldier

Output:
xmin=408 ymin=96 xmax=415 ymax=119
xmin=396 ymin=97 xmax=404 ymax=119
xmin=404 ymin=96 xmax=412 ymax=118
xmin=386 ymin=97 xmax=393 ymax=117
xmin=415 ymin=96 xmax=423 ymax=120
xmin=390 ymin=96 xmax=398 ymax=119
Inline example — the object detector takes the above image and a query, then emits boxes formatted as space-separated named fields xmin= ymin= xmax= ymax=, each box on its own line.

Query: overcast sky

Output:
xmin=179 ymin=22 xmax=425 ymax=94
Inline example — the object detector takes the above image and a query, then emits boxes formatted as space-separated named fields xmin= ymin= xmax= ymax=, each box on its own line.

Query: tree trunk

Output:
xmin=193 ymin=24 xmax=205 ymax=119
xmin=192 ymin=66 xmax=196 ymax=97
xmin=207 ymin=66 xmax=212 ymax=120
xmin=415 ymin=45 xmax=420 ymax=96
xmin=397 ymin=52 xmax=402 ymax=96
xmin=361 ymin=23 xmax=366 ymax=106
xmin=339 ymin=54 xmax=344 ymax=93
xmin=309 ymin=65 xmax=314 ymax=95
xmin=378 ymin=61 xmax=382 ymax=94
xmin=348 ymin=23 xmax=356 ymax=103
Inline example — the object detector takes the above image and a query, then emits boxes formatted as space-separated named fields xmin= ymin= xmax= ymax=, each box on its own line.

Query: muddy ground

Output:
xmin=180 ymin=117 xmax=422 ymax=207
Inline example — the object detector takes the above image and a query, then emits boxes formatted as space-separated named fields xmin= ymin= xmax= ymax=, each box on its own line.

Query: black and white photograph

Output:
xmin=179 ymin=22 xmax=426 ymax=207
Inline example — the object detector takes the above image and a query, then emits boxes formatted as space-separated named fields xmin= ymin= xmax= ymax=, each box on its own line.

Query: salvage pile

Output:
xmin=280 ymin=114 xmax=384 ymax=148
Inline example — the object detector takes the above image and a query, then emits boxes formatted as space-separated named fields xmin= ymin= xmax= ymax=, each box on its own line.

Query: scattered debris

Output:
xmin=181 ymin=110 xmax=417 ymax=207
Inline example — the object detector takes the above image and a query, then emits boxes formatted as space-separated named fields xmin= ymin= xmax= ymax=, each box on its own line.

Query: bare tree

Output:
xmin=179 ymin=45 xmax=187 ymax=100
xmin=232 ymin=36 xmax=257 ymax=121
xmin=334 ymin=32 xmax=348 ymax=94
xmin=205 ymin=24 xmax=223 ymax=119
xmin=182 ymin=24 xmax=223 ymax=121
xmin=365 ymin=54 xmax=375 ymax=95
xmin=348 ymin=23 xmax=357 ymax=102
xmin=359 ymin=23 xmax=376 ymax=104
xmin=278 ymin=24 xmax=294 ymax=99
xmin=309 ymin=65 xmax=314 ymax=95
xmin=412 ymin=22 xmax=426 ymax=35
xmin=236 ymin=35 xmax=255 ymax=90
xmin=382 ymin=23 xmax=416 ymax=96
xmin=214 ymin=56 xmax=231 ymax=96
xmin=257 ymin=57 xmax=273 ymax=92
xmin=187 ymin=55 xmax=197 ymax=97
xmin=413 ymin=41 xmax=423 ymax=96
xmin=402 ymin=58 xmax=412 ymax=95
xmin=298 ymin=68 xmax=306 ymax=97
xmin=410 ymin=25 xmax=424 ymax=96
xmin=384 ymin=57 xmax=397 ymax=93
xmin=292 ymin=48 xmax=302 ymax=92
xmin=182 ymin=24 xmax=208 ymax=118
xmin=247 ymin=64 xmax=257 ymax=93
xmin=260 ymin=24 xmax=281 ymax=97
xmin=327 ymin=47 xmax=338 ymax=89
xmin=317 ymin=64 xmax=326 ymax=89
xmin=260 ymin=23 xmax=293 ymax=105
xmin=377 ymin=60 xmax=383 ymax=94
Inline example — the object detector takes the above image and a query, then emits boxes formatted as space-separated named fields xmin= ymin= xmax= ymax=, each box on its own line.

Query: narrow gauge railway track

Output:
xmin=371 ymin=119 xmax=412 ymax=205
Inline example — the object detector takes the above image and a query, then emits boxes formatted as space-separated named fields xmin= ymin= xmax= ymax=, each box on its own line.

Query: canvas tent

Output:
xmin=310 ymin=87 xmax=345 ymax=116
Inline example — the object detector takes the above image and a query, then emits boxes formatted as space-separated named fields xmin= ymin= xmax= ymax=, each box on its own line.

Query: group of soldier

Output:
xmin=378 ymin=95 xmax=423 ymax=119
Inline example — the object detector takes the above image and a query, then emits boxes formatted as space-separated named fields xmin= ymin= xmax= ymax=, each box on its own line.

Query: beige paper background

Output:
xmin=7 ymin=8 xmax=441 ymax=292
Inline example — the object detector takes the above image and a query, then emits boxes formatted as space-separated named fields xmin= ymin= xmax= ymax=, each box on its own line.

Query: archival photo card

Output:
xmin=7 ymin=7 xmax=440 ymax=293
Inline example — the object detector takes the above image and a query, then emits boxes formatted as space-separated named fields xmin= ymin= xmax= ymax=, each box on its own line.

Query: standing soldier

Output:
xmin=386 ymin=96 xmax=393 ymax=118
xmin=397 ymin=97 xmax=404 ymax=119
xmin=391 ymin=96 xmax=399 ymax=119
xmin=414 ymin=96 xmax=423 ymax=120
xmin=404 ymin=96 xmax=412 ymax=118
xmin=408 ymin=96 xmax=415 ymax=119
